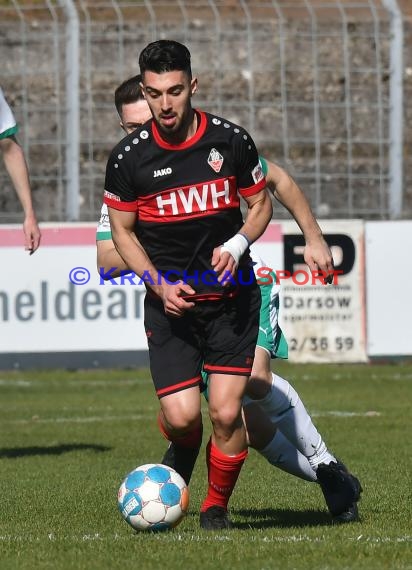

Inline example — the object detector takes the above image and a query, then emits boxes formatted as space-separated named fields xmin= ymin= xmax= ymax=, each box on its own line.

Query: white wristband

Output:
xmin=220 ymin=233 xmax=250 ymax=265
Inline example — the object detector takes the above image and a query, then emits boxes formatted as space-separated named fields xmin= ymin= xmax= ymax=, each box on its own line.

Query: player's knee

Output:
xmin=162 ymin=408 xmax=200 ymax=437
xmin=160 ymin=387 xmax=201 ymax=436
xmin=208 ymin=402 xmax=242 ymax=434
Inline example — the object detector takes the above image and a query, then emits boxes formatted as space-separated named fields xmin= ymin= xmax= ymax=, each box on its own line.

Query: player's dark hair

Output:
xmin=114 ymin=74 xmax=144 ymax=116
xmin=139 ymin=40 xmax=192 ymax=79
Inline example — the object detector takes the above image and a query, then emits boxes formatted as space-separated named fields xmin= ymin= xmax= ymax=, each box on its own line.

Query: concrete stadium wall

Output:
xmin=1 ymin=0 xmax=411 ymax=223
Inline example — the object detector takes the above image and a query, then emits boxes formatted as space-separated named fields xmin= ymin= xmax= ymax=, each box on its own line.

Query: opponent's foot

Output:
xmin=317 ymin=460 xmax=362 ymax=522
xmin=332 ymin=502 xmax=359 ymax=524
xmin=200 ymin=506 xmax=232 ymax=530
xmin=161 ymin=441 xmax=200 ymax=485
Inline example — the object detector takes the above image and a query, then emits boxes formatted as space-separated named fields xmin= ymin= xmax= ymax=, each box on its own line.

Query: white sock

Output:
xmin=256 ymin=373 xmax=336 ymax=470
xmin=259 ymin=430 xmax=317 ymax=482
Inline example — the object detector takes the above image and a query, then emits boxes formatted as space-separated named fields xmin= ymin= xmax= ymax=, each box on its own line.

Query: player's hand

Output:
xmin=211 ymin=246 xmax=237 ymax=285
xmin=23 ymin=214 xmax=41 ymax=254
xmin=304 ymin=236 xmax=334 ymax=284
xmin=158 ymin=281 xmax=195 ymax=318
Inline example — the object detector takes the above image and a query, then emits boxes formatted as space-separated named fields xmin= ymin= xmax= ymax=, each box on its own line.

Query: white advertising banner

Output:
xmin=278 ymin=220 xmax=367 ymax=363
xmin=0 ymin=224 xmax=147 ymax=353
xmin=5 ymin=220 xmax=411 ymax=365
xmin=0 ymin=223 xmax=282 ymax=363
xmin=365 ymin=221 xmax=412 ymax=357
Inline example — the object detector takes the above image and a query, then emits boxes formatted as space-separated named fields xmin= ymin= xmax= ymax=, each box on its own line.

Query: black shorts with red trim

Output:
xmin=144 ymin=281 xmax=261 ymax=399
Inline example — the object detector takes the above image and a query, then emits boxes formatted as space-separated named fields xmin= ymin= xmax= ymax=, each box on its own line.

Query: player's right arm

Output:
xmin=108 ymin=206 xmax=195 ymax=317
xmin=103 ymin=147 xmax=195 ymax=317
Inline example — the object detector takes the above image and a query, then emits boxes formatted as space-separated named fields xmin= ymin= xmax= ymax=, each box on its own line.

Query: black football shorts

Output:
xmin=144 ymin=282 xmax=261 ymax=398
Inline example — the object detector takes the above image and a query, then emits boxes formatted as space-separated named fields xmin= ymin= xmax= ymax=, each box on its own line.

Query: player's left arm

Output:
xmin=212 ymin=188 xmax=272 ymax=280
xmin=265 ymin=159 xmax=334 ymax=278
xmin=212 ymin=127 xmax=272 ymax=281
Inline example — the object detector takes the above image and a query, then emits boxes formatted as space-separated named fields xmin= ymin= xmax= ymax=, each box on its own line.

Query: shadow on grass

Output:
xmin=0 ymin=443 xmax=111 ymax=458
xmin=185 ymin=507 xmax=332 ymax=530
xmin=232 ymin=507 xmax=331 ymax=529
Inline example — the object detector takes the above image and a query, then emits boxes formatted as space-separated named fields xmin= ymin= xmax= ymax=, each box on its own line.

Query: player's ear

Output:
xmin=191 ymin=77 xmax=198 ymax=96
xmin=139 ymin=81 xmax=146 ymax=100
xmin=119 ymin=120 xmax=126 ymax=133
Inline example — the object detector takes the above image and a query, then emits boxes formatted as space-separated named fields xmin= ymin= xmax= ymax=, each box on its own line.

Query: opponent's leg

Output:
xmin=242 ymin=402 xmax=317 ymax=482
xmin=241 ymin=263 xmax=362 ymax=520
xmin=246 ymin=349 xmax=335 ymax=467
xmin=246 ymin=348 xmax=362 ymax=521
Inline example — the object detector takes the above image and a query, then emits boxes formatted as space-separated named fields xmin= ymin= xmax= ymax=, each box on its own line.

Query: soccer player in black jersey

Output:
xmin=99 ymin=74 xmax=362 ymax=525
xmin=104 ymin=40 xmax=273 ymax=530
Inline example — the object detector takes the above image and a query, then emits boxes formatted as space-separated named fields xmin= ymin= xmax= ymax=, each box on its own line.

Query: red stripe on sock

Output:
xmin=201 ymin=440 xmax=248 ymax=511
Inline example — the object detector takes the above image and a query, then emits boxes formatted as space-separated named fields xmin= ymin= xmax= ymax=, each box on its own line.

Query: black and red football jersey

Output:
xmin=104 ymin=109 xmax=266 ymax=297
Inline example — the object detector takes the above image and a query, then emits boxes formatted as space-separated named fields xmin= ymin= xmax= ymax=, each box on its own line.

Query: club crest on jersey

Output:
xmin=207 ymin=148 xmax=224 ymax=173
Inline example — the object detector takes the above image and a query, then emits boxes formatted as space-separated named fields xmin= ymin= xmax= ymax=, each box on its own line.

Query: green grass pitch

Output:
xmin=0 ymin=362 xmax=411 ymax=570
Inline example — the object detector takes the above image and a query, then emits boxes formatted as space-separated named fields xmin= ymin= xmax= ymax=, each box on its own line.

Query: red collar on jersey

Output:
xmin=151 ymin=109 xmax=207 ymax=150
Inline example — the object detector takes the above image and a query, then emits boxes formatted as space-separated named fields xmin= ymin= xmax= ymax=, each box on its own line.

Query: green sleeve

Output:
xmin=0 ymin=124 xmax=18 ymax=140
xmin=259 ymin=155 xmax=268 ymax=177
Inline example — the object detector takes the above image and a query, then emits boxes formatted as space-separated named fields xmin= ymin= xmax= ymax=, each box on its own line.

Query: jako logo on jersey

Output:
xmin=153 ymin=167 xmax=172 ymax=178
xmin=207 ymin=148 xmax=224 ymax=173
xmin=252 ymin=163 xmax=264 ymax=184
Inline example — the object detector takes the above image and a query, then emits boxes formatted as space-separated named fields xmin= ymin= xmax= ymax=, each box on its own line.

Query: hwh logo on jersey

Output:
xmin=137 ymin=177 xmax=239 ymax=221
xmin=156 ymin=179 xmax=233 ymax=215
xmin=153 ymin=167 xmax=172 ymax=178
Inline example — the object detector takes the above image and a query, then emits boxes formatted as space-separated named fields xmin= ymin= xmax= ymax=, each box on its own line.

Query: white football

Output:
xmin=117 ymin=463 xmax=189 ymax=532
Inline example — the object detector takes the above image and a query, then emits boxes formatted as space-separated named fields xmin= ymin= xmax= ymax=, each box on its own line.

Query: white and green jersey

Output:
xmin=0 ymin=88 xmax=18 ymax=140
xmin=250 ymin=250 xmax=288 ymax=359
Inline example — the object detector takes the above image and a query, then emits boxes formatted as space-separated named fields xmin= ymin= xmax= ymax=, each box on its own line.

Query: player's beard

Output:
xmin=155 ymin=106 xmax=195 ymax=143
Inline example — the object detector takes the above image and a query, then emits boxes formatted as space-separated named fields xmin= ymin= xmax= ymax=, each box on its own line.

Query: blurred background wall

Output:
xmin=1 ymin=0 xmax=411 ymax=223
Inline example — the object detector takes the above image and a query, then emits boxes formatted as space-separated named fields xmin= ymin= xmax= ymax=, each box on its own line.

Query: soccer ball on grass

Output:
xmin=118 ymin=463 xmax=189 ymax=532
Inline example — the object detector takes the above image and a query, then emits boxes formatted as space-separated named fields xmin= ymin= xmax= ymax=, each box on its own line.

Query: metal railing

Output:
xmin=0 ymin=0 xmax=410 ymax=222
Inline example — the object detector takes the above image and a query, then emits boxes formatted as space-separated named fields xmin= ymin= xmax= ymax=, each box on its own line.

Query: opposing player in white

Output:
xmin=97 ymin=75 xmax=362 ymax=523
